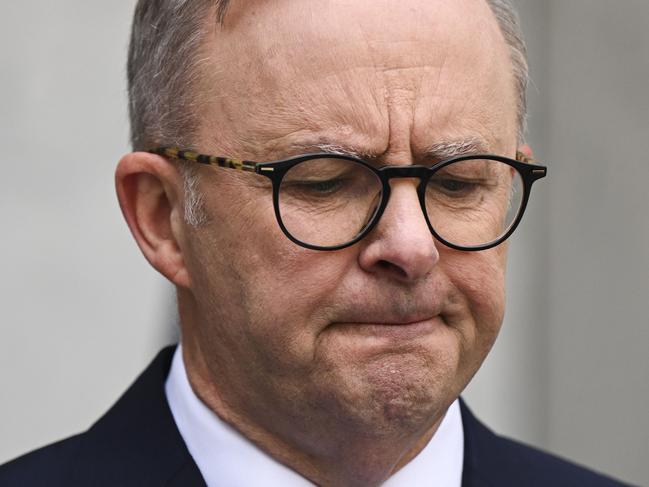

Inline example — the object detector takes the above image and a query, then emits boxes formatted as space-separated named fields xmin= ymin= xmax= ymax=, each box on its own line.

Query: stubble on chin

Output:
xmin=305 ymin=343 xmax=460 ymax=441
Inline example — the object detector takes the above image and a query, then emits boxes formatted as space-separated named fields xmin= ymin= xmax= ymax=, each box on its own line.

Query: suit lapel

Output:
xmin=460 ymin=398 xmax=495 ymax=487
xmin=166 ymin=458 xmax=208 ymax=486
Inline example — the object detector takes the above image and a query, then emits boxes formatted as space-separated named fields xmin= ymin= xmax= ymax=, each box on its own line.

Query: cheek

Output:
xmin=244 ymin=248 xmax=358 ymax=365
xmin=192 ymin=181 xmax=359 ymax=366
xmin=444 ymin=247 xmax=507 ymax=346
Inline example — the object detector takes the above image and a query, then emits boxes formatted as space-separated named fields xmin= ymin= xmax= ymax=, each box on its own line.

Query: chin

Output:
xmin=313 ymin=350 xmax=460 ymax=437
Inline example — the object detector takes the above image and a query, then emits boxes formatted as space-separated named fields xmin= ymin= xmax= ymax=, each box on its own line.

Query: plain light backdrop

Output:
xmin=1 ymin=2 xmax=647 ymax=486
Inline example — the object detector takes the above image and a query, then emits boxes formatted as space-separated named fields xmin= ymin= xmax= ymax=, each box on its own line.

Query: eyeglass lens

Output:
xmin=425 ymin=158 xmax=523 ymax=248
xmin=277 ymin=157 xmax=524 ymax=249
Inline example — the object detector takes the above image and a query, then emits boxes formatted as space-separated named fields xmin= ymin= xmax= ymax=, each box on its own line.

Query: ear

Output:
xmin=518 ymin=143 xmax=534 ymax=159
xmin=115 ymin=152 xmax=191 ymax=288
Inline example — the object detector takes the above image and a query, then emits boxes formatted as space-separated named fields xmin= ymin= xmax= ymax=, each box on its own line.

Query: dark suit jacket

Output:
xmin=0 ymin=346 xmax=631 ymax=486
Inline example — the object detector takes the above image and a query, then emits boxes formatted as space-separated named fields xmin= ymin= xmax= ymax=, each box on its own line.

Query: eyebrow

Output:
xmin=284 ymin=136 xmax=492 ymax=163
xmin=423 ymin=137 xmax=492 ymax=160
xmin=287 ymin=142 xmax=375 ymax=160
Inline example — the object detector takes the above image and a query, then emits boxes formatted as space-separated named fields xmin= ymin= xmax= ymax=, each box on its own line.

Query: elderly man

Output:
xmin=0 ymin=0 xmax=630 ymax=486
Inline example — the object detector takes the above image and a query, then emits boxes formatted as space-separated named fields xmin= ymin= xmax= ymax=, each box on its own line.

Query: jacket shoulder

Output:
xmin=0 ymin=346 xmax=205 ymax=487
xmin=0 ymin=434 xmax=83 ymax=487
xmin=486 ymin=433 xmax=630 ymax=486
xmin=460 ymin=400 xmax=633 ymax=487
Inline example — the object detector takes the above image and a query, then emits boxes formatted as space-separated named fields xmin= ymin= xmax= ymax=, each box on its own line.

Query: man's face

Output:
xmin=181 ymin=0 xmax=517 ymax=453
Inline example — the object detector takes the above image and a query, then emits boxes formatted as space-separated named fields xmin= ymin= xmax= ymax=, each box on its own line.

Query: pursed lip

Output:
xmin=329 ymin=315 xmax=444 ymax=340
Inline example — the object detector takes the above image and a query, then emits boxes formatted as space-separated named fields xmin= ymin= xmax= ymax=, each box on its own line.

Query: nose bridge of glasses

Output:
xmin=379 ymin=165 xmax=430 ymax=198
xmin=381 ymin=165 xmax=430 ymax=180
xmin=377 ymin=165 xmax=430 ymax=228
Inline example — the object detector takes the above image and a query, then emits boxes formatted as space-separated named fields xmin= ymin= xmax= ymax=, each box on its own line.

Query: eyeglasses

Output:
xmin=150 ymin=147 xmax=547 ymax=251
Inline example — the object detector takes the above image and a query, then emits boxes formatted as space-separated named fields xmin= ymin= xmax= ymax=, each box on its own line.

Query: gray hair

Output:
xmin=127 ymin=0 xmax=528 ymax=225
xmin=486 ymin=0 xmax=529 ymax=142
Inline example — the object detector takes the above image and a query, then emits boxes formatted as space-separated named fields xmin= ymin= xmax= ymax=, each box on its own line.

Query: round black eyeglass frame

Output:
xmin=149 ymin=147 xmax=547 ymax=252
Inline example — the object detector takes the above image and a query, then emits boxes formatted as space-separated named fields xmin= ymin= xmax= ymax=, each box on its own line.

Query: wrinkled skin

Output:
xmin=120 ymin=0 xmax=519 ymax=485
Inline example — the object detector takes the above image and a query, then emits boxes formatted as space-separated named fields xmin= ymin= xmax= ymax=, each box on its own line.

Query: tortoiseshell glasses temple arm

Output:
xmin=149 ymin=147 xmax=258 ymax=172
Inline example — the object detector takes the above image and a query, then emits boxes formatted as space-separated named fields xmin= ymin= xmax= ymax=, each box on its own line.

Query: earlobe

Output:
xmin=115 ymin=152 xmax=192 ymax=288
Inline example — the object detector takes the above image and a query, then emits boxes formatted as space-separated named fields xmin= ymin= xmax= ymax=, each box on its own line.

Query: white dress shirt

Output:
xmin=165 ymin=345 xmax=464 ymax=486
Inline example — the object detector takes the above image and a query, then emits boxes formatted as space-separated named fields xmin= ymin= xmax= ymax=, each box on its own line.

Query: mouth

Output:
xmin=330 ymin=316 xmax=444 ymax=341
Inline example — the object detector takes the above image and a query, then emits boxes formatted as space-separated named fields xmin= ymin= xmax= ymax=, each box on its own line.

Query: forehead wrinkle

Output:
xmin=203 ymin=65 xmax=388 ymax=161
xmin=202 ymin=0 xmax=513 ymax=162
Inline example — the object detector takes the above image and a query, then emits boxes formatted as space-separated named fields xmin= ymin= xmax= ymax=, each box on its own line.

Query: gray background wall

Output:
xmin=1 ymin=2 xmax=647 ymax=485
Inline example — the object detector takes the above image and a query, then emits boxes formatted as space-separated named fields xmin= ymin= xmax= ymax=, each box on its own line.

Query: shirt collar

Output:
xmin=165 ymin=345 xmax=464 ymax=487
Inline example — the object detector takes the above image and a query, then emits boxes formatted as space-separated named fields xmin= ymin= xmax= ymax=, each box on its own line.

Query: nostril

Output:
xmin=377 ymin=260 xmax=408 ymax=279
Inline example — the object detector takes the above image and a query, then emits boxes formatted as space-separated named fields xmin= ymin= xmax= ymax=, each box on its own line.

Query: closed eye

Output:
xmin=283 ymin=178 xmax=347 ymax=197
xmin=429 ymin=177 xmax=481 ymax=197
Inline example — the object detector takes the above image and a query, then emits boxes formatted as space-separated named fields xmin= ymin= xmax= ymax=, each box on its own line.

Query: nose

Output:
xmin=358 ymin=179 xmax=440 ymax=282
